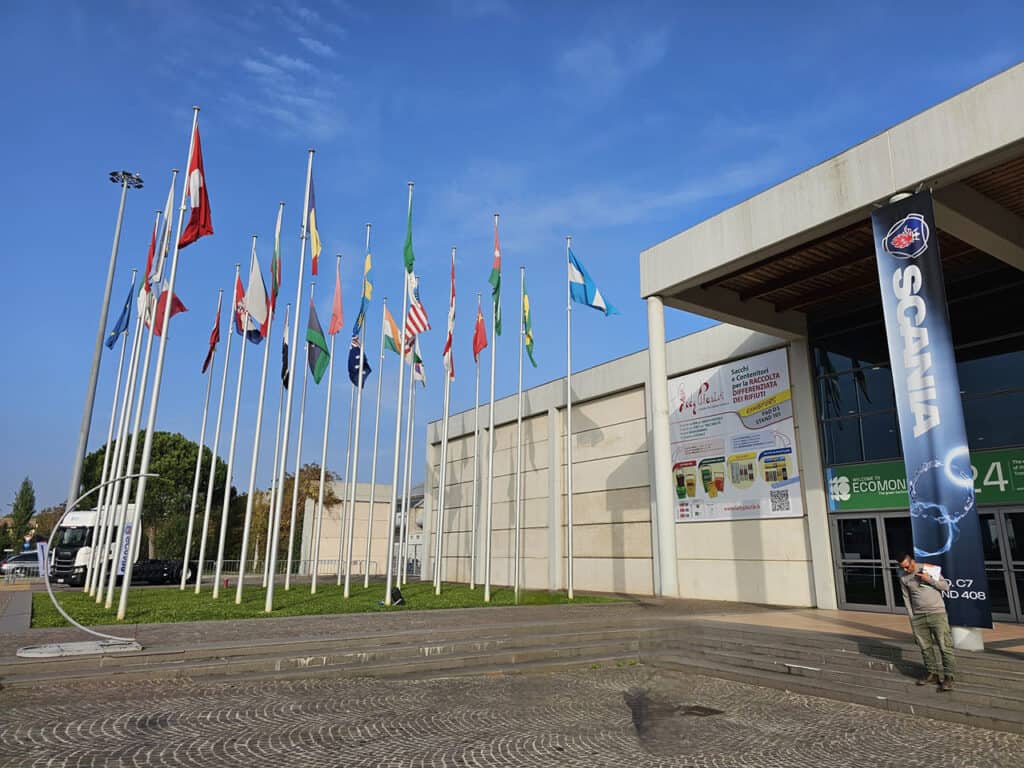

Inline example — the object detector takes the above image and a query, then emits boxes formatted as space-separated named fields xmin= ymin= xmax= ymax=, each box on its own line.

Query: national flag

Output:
xmin=412 ymin=339 xmax=426 ymax=387
xmin=403 ymin=193 xmax=414 ymax=273
xmin=307 ymin=175 xmax=322 ymax=276
xmin=489 ymin=218 xmax=502 ymax=335
xmin=270 ymin=204 xmax=283 ymax=314
xmin=151 ymin=285 xmax=187 ymax=337
xmin=306 ymin=299 xmax=330 ymax=384
xmin=442 ymin=250 xmax=455 ymax=379
xmin=201 ymin=295 xmax=222 ymax=374
xmin=523 ymin=277 xmax=537 ymax=368
xmin=245 ymin=253 xmax=269 ymax=341
xmin=138 ymin=218 xmax=160 ymax=320
xmin=281 ymin=314 xmax=290 ymax=390
xmin=328 ymin=258 xmax=343 ymax=335
xmin=472 ymin=295 xmax=488 ymax=362
xmin=347 ymin=335 xmax=372 ymax=387
xmin=383 ymin=305 xmax=402 ymax=355
xmin=178 ymin=121 xmax=213 ymax=249
xmin=568 ymin=248 xmax=618 ymax=315
xmin=404 ymin=271 xmax=430 ymax=340
xmin=352 ymin=251 xmax=372 ymax=336
xmin=151 ymin=178 xmax=176 ymax=285
xmin=105 ymin=281 xmax=133 ymax=349
xmin=233 ymin=275 xmax=246 ymax=336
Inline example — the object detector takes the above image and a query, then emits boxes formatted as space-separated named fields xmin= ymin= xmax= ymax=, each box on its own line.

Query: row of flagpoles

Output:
xmin=80 ymin=106 xmax=618 ymax=619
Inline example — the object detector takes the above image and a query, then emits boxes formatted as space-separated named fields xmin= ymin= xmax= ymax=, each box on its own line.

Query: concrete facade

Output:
xmin=299 ymin=481 xmax=393 ymax=577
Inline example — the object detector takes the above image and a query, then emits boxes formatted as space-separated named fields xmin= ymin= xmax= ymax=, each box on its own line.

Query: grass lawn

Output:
xmin=31 ymin=581 xmax=619 ymax=628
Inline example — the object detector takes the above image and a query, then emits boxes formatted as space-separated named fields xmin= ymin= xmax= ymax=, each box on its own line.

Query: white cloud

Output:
xmin=557 ymin=28 xmax=669 ymax=98
xmin=299 ymin=36 xmax=336 ymax=57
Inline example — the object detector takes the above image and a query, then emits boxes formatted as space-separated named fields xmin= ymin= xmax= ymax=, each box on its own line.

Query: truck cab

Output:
xmin=51 ymin=508 xmax=128 ymax=587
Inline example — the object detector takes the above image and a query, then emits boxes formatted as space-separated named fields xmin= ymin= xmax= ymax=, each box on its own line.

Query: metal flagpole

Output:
xmin=236 ymin=236 xmax=278 ymax=604
xmin=363 ymin=299 xmax=388 ymax=589
xmin=263 ymin=303 xmax=289 ymax=588
xmin=470 ymin=292 xmax=482 ymax=589
xmin=398 ymin=358 xmax=415 ymax=587
xmin=484 ymin=214 xmax=499 ymax=603
xmin=104 ymin=194 xmax=175 ymax=609
xmin=196 ymin=265 xmax=240 ymax=593
xmin=565 ymin=235 xmax=574 ymax=601
xmin=266 ymin=150 xmax=313 ymax=614
xmin=212 ymin=237 xmax=257 ymax=599
xmin=85 ymin=269 xmax=136 ymax=594
xmin=343 ymin=225 xmax=372 ymax=597
xmin=334 ymin=381 xmax=355 ymax=584
xmin=93 ymin=299 xmax=145 ymax=601
xmin=514 ymin=265 xmax=525 ymax=603
xmin=285 ymin=282 xmax=315 ymax=590
xmin=313 ymin=257 xmax=341 ymax=595
xmin=384 ymin=183 xmax=414 ymax=606
xmin=434 ymin=247 xmax=455 ymax=594
xmin=66 ymin=169 xmax=141 ymax=515
xmin=180 ymin=288 xmax=222 ymax=589
xmin=116 ymin=107 xmax=199 ymax=621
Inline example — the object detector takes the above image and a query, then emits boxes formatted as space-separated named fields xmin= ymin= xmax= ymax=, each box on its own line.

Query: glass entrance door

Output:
xmin=832 ymin=516 xmax=890 ymax=610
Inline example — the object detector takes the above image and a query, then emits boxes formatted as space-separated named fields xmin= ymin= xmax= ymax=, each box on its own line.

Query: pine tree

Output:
xmin=10 ymin=477 xmax=36 ymax=540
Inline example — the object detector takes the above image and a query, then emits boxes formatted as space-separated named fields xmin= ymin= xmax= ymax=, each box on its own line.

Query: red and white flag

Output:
xmin=201 ymin=293 xmax=223 ymax=374
xmin=472 ymin=295 xmax=488 ymax=363
xmin=442 ymin=250 xmax=455 ymax=379
xmin=327 ymin=258 xmax=343 ymax=336
xmin=178 ymin=121 xmax=213 ymax=249
xmin=152 ymin=285 xmax=187 ymax=337
xmin=404 ymin=271 xmax=430 ymax=345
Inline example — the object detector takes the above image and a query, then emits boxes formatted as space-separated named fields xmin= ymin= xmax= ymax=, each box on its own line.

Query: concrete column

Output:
xmin=646 ymin=296 xmax=679 ymax=597
xmin=643 ymin=376 xmax=662 ymax=596
xmin=547 ymin=407 xmax=563 ymax=591
xmin=421 ymin=437 xmax=440 ymax=583
xmin=299 ymin=497 xmax=314 ymax=576
xmin=789 ymin=338 xmax=838 ymax=609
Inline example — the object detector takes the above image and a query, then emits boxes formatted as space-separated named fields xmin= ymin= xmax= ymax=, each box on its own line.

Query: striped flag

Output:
xmin=383 ymin=304 xmax=402 ymax=355
xmin=489 ymin=218 xmax=502 ymax=335
xmin=270 ymin=204 xmax=283 ymax=314
xmin=412 ymin=339 xmax=426 ymax=387
xmin=523 ymin=277 xmax=536 ymax=368
xmin=442 ymin=251 xmax=455 ymax=379
xmin=404 ymin=271 xmax=431 ymax=340
xmin=201 ymin=294 xmax=222 ymax=374
xmin=352 ymin=250 xmax=372 ymax=336
xmin=568 ymin=248 xmax=618 ymax=315
xmin=245 ymin=252 xmax=269 ymax=341
xmin=307 ymin=175 xmax=322 ymax=276
xmin=306 ymin=299 xmax=330 ymax=384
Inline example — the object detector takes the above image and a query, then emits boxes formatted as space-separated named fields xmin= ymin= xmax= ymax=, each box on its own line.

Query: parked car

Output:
xmin=1 ymin=551 xmax=41 ymax=578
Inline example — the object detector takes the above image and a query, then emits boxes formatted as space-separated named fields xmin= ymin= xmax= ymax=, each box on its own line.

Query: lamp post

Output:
xmin=64 ymin=170 xmax=144 ymax=512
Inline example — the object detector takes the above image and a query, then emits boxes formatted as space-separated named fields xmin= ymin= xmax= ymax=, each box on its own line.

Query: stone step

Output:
xmin=644 ymin=652 xmax=1024 ymax=735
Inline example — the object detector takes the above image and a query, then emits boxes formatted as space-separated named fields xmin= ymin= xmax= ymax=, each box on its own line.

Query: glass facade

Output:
xmin=812 ymin=348 xmax=1024 ymax=466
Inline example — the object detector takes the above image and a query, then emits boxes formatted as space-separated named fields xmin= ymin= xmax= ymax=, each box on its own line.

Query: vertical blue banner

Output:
xmin=872 ymin=191 xmax=991 ymax=628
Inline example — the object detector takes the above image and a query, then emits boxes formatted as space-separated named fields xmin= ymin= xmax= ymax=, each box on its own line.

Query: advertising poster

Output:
xmin=667 ymin=348 xmax=804 ymax=523
xmin=872 ymin=191 xmax=991 ymax=628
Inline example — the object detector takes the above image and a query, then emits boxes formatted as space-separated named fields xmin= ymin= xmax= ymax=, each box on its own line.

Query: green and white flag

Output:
xmin=489 ymin=218 xmax=502 ymax=335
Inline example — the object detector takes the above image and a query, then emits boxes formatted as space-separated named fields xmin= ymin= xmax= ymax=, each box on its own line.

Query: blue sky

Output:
xmin=2 ymin=0 xmax=1021 ymax=508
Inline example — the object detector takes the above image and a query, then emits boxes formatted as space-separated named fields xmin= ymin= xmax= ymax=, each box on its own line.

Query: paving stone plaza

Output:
xmin=2 ymin=666 xmax=1023 ymax=767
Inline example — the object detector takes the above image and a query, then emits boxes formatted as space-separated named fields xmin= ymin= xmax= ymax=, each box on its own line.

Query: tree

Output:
xmin=32 ymin=505 xmax=65 ymax=540
xmin=81 ymin=432 xmax=231 ymax=560
xmin=10 ymin=477 xmax=36 ymax=541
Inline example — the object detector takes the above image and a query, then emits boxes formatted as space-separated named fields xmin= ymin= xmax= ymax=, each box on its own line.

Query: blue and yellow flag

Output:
xmin=352 ymin=250 xmax=373 ymax=336
xmin=307 ymin=175 xmax=322 ymax=276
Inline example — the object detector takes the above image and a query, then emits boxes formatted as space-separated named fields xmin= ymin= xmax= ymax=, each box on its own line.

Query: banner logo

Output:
xmin=829 ymin=475 xmax=851 ymax=502
xmin=883 ymin=213 xmax=930 ymax=259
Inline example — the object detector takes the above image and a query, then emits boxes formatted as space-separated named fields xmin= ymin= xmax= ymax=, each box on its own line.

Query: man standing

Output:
xmin=899 ymin=552 xmax=955 ymax=691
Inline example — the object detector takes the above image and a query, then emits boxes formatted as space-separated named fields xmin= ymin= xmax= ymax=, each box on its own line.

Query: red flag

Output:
xmin=442 ymin=250 xmax=455 ymax=379
xmin=152 ymin=287 xmax=187 ymax=337
xmin=233 ymin=274 xmax=246 ymax=336
xmin=178 ymin=122 xmax=213 ymax=249
xmin=327 ymin=258 xmax=343 ymax=335
xmin=142 ymin=220 xmax=157 ymax=295
xmin=472 ymin=297 xmax=488 ymax=362
xmin=201 ymin=295 xmax=222 ymax=374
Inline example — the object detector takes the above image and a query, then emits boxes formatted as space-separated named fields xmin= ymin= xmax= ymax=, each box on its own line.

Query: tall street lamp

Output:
xmin=64 ymin=170 xmax=144 ymax=511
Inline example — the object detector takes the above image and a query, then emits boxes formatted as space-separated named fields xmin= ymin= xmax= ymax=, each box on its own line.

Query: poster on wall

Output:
xmin=667 ymin=348 xmax=804 ymax=523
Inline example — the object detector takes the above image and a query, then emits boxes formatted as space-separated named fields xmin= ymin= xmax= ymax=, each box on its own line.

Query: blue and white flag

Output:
xmin=105 ymin=282 xmax=133 ymax=349
xmin=568 ymin=248 xmax=618 ymax=315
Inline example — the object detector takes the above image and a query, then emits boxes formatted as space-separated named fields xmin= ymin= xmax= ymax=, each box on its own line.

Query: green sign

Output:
xmin=826 ymin=447 xmax=1024 ymax=512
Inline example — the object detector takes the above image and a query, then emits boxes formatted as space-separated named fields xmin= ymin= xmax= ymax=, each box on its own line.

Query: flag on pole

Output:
xmin=201 ymin=297 xmax=221 ymax=374
xmin=178 ymin=122 xmax=213 ymax=249
xmin=383 ymin=305 xmax=402 ymax=355
xmin=152 ymin=286 xmax=187 ymax=337
xmin=328 ymin=259 xmax=344 ymax=335
xmin=306 ymin=300 xmax=330 ymax=384
xmin=245 ymin=254 xmax=269 ymax=341
xmin=138 ymin=218 xmax=160 ymax=320
xmin=472 ymin=296 xmax=488 ymax=362
xmin=523 ymin=277 xmax=537 ymax=368
xmin=412 ymin=339 xmax=426 ymax=386
xmin=151 ymin=179 xmax=176 ymax=285
xmin=352 ymin=251 xmax=372 ymax=336
xmin=404 ymin=272 xmax=431 ymax=339
xmin=403 ymin=193 xmax=415 ymax=273
xmin=489 ymin=220 xmax=502 ymax=335
xmin=348 ymin=336 xmax=372 ymax=387
xmin=442 ymin=251 xmax=455 ymax=379
xmin=307 ymin=176 xmax=322 ymax=276
xmin=270 ymin=204 xmax=283 ymax=314
xmin=568 ymin=248 xmax=618 ymax=315
xmin=105 ymin=282 xmax=133 ymax=349
xmin=281 ymin=315 xmax=290 ymax=390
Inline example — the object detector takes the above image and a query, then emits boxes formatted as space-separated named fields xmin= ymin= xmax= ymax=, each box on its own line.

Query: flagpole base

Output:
xmin=952 ymin=626 xmax=984 ymax=652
